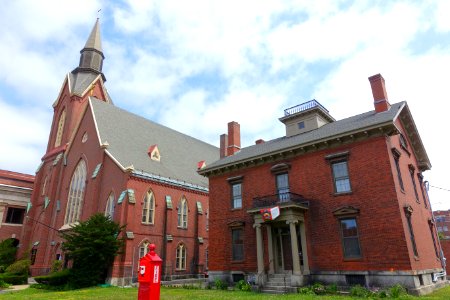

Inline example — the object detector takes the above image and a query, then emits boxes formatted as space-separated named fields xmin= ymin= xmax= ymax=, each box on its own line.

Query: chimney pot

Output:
xmin=255 ymin=139 xmax=265 ymax=145
xmin=368 ymin=73 xmax=391 ymax=113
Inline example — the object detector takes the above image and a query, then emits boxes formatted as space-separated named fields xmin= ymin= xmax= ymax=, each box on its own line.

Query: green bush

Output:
xmin=389 ymin=284 xmax=406 ymax=298
xmin=350 ymin=285 xmax=373 ymax=297
xmin=5 ymin=259 xmax=30 ymax=275
xmin=298 ymin=286 xmax=315 ymax=295
xmin=51 ymin=260 xmax=63 ymax=273
xmin=0 ymin=279 xmax=11 ymax=289
xmin=236 ymin=279 xmax=251 ymax=291
xmin=34 ymin=269 xmax=71 ymax=286
xmin=214 ymin=278 xmax=228 ymax=290
xmin=0 ymin=273 xmax=28 ymax=285
xmin=0 ymin=239 xmax=17 ymax=270
xmin=312 ymin=282 xmax=326 ymax=295
xmin=325 ymin=283 xmax=338 ymax=294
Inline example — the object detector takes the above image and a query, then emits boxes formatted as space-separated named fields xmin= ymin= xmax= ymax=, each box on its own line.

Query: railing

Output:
xmin=284 ymin=99 xmax=328 ymax=116
xmin=252 ymin=192 xmax=309 ymax=209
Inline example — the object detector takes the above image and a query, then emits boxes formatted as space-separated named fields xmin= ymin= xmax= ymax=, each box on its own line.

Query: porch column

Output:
xmin=287 ymin=220 xmax=301 ymax=275
xmin=254 ymin=223 xmax=265 ymax=276
xmin=266 ymin=224 xmax=274 ymax=274
xmin=299 ymin=221 xmax=310 ymax=275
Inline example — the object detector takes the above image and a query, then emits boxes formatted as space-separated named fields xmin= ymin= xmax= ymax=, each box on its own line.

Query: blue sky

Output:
xmin=1 ymin=0 xmax=449 ymax=209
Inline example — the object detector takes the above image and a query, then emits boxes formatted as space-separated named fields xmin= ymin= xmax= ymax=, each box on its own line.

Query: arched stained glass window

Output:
xmin=142 ymin=190 xmax=155 ymax=224
xmin=177 ymin=197 xmax=188 ymax=228
xmin=54 ymin=110 xmax=66 ymax=147
xmin=105 ymin=192 xmax=115 ymax=219
xmin=64 ymin=160 xmax=87 ymax=225
xmin=176 ymin=243 xmax=186 ymax=270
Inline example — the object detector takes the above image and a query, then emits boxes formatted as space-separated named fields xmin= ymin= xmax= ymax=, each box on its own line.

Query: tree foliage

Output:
xmin=0 ymin=239 xmax=17 ymax=271
xmin=60 ymin=214 xmax=125 ymax=288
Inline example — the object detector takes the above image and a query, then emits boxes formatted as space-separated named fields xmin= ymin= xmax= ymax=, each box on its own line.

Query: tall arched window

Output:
xmin=176 ymin=243 xmax=186 ymax=270
xmin=105 ymin=192 xmax=115 ymax=219
xmin=142 ymin=190 xmax=155 ymax=224
xmin=177 ymin=197 xmax=188 ymax=228
xmin=54 ymin=110 xmax=66 ymax=147
xmin=64 ymin=160 xmax=87 ymax=225
xmin=139 ymin=240 xmax=150 ymax=258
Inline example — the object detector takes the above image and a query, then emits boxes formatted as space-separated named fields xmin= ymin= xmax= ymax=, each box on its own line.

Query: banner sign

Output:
xmin=260 ymin=206 xmax=280 ymax=221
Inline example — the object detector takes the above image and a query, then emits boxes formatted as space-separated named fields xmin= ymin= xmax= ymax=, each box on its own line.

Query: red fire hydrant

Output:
xmin=138 ymin=243 xmax=162 ymax=300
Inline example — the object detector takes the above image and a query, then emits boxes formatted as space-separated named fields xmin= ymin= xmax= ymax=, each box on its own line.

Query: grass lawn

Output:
xmin=0 ymin=285 xmax=449 ymax=299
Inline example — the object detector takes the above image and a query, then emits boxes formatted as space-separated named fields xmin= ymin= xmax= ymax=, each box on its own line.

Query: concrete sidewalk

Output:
xmin=0 ymin=278 xmax=35 ymax=294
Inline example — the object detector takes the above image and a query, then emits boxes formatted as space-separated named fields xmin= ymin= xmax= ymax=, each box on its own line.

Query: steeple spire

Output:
xmin=73 ymin=18 xmax=106 ymax=81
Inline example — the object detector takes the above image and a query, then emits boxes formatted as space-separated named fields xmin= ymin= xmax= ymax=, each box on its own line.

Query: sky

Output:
xmin=0 ymin=0 xmax=449 ymax=210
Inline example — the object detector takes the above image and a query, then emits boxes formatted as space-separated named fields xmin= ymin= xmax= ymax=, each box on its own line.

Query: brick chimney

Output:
xmin=368 ymin=73 xmax=391 ymax=113
xmin=255 ymin=139 xmax=265 ymax=145
xmin=220 ymin=134 xmax=228 ymax=158
xmin=227 ymin=121 xmax=241 ymax=156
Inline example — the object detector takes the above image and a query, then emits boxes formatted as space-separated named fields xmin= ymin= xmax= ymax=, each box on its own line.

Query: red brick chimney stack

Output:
xmin=227 ymin=121 xmax=241 ymax=156
xmin=220 ymin=134 xmax=228 ymax=158
xmin=368 ymin=73 xmax=391 ymax=113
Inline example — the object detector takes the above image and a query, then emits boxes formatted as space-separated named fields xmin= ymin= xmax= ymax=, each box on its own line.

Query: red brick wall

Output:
xmin=208 ymin=134 xmax=441 ymax=274
xmin=23 ymin=97 xmax=209 ymax=279
xmin=440 ymin=239 xmax=450 ymax=275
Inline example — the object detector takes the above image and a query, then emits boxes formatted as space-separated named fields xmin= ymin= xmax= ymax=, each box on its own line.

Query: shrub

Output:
xmin=312 ymin=282 xmax=326 ymax=295
xmin=51 ymin=260 xmax=63 ymax=273
xmin=0 ymin=279 xmax=11 ymax=289
xmin=34 ymin=269 xmax=71 ymax=286
xmin=298 ymin=286 xmax=315 ymax=295
xmin=389 ymin=284 xmax=406 ymax=298
xmin=0 ymin=239 xmax=17 ymax=270
xmin=0 ymin=273 xmax=28 ymax=285
xmin=350 ymin=285 xmax=373 ymax=297
xmin=236 ymin=279 xmax=251 ymax=291
xmin=214 ymin=278 xmax=228 ymax=290
xmin=325 ymin=283 xmax=338 ymax=294
xmin=5 ymin=259 xmax=30 ymax=276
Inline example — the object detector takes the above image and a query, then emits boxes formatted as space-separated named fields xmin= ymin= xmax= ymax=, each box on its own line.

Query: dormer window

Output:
xmin=148 ymin=145 xmax=160 ymax=162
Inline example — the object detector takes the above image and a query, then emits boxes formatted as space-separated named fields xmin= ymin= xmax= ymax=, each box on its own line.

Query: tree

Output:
xmin=60 ymin=214 xmax=125 ymax=288
xmin=0 ymin=239 xmax=17 ymax=271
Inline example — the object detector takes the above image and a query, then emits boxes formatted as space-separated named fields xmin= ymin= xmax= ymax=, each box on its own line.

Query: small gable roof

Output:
xmin=89 ymin=97 xmax=219 ymax=189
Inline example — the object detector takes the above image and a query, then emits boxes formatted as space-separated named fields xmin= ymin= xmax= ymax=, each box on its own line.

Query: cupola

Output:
xmin=279 ymin=100 xmax=335 ymax=137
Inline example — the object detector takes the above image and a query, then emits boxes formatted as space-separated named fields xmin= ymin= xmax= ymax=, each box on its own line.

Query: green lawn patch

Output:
xmin=0 ymin=285 xmax=449 ymax=299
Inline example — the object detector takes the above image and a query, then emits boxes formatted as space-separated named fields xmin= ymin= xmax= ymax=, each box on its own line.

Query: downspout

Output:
xmin=161 ymin=198 xmax=168 ymax=280
xmin=425 ymin=181 xmax=447 ymax=279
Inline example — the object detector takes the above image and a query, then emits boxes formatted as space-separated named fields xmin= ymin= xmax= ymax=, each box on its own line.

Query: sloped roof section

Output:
xmin=203 ymin=101 xmax=425 ymax=172
xmin=90 ymin=98 xmax=219 ymax=188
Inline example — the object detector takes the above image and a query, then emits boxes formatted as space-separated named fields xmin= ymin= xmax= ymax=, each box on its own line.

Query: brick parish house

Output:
xmin=20 ymin=20 xmax=218 ymax=285
xmin=434 ymin=210 xmax=450 ymax=239
xmin=199 ymin=74 xmax=445 ymax=294
xmin=0 ymin=170 xmax=34 ymax=243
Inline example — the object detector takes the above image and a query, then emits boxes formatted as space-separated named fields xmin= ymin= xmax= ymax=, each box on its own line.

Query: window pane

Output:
xmin=343 ymin=237 xmax=361 ymax=257
xmin=332 ymin=162 xmax=348 ymax=178
xmin=277 ymin=174 xmax=289 ymax=189
xmin=232 ymin=183 xmax=242 ymax=208
xmin=336 ymin=179 xmax=351 ymax=193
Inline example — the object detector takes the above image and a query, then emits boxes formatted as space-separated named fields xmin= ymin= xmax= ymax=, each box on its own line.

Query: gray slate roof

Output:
xmin=69 ymin=72 xmax=98 ymax=96
xmin=205 ymin=101 xmax=405 ymax=170
xmin=90 ymin=97 xmax=219 ymax=188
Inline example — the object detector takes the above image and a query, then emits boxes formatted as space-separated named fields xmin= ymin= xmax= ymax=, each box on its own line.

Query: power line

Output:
xmin=429 ymin=185 xmax=450 ymax=192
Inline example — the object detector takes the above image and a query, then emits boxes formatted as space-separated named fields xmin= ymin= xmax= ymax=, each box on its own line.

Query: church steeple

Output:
xmin=73 ymin=18 xmax=106 ymax=81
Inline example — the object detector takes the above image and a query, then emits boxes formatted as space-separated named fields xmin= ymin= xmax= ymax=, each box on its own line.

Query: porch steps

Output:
xmin=261 ymin=274 xmax=297 ymax=294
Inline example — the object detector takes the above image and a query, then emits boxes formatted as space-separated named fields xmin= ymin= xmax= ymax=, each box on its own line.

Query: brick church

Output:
xmin=20 ymin=20 xmax=218 ymax=285
xmin=199 ymin=75 xmax=446 ymax=294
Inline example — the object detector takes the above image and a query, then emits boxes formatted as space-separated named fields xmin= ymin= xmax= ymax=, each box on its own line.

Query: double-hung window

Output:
xmin=332 ymin=161 xmax=351 ymax=193
xmin=231 ymin=228 xmax=244 ymax=261
xmin=231 ymin=183 xmax=242 ymax=209
xmin=276 ymin=173 xmax=290 ymax=201
xmin=340 ymin=218 xmax=362 ymax=259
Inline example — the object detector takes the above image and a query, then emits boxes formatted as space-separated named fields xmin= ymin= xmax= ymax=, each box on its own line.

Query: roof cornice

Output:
xmin=200 ymin=121 xmax=397 ymax=177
